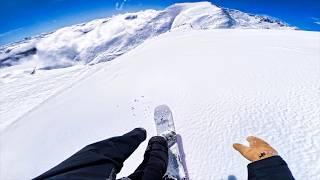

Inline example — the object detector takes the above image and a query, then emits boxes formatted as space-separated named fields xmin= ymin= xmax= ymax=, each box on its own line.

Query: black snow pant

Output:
xmin=33 ymin=128 xmax=168 ymax=180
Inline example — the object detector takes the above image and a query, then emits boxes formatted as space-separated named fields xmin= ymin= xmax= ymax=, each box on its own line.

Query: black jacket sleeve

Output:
xmin=33 ymin=128 xmax=146 ymax=180
xmin=247 ymin=156 xmax=294 ymax=180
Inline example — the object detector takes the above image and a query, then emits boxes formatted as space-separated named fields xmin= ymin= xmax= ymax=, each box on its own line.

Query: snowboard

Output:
xmin=154 ymin=105 xmax=188 ymax=180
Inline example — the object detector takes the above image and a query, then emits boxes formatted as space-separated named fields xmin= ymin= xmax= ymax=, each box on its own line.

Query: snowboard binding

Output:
xmin=161 ymin=130 xmax=177 ymax=148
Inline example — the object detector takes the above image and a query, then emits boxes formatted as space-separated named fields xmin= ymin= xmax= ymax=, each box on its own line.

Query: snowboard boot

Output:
xmin=161 ymin=130 xmax=177 ymax=148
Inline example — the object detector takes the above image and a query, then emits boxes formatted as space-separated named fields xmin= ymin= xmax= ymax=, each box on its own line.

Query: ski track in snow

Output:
xmin=0 ymin=29 xmax=319 ymax=180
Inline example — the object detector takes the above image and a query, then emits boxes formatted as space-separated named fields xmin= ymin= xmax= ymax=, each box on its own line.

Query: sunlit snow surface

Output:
xmin=0 ymin=1 xmax=317 ymax=180
xmin=1 ymin=29 xmax=319 ymax=179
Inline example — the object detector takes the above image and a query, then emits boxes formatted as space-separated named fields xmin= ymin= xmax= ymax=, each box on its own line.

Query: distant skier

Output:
xmin=34 ymin=128 xmax=294 ymax=180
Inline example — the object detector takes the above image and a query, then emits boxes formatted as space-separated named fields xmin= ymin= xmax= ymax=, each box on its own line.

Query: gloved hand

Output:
xmin=233 ymin=136 xmax=278 ymax=162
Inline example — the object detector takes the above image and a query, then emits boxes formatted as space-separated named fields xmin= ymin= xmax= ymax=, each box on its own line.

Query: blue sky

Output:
xmin=0 ymin=0 xmax=319 ymax=45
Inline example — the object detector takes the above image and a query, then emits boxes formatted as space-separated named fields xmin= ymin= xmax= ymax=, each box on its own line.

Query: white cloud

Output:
xmin=311 ymin=17 xmax=320 ymax=25
xmin=115 ymin=0 xmax=128 ymax=10
xmin=0 ymin=28 xmax=23 ymax=38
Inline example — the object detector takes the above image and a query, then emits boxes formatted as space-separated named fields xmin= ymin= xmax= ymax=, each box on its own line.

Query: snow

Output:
xmin=0 ymin=2 xmax=293 ymax=70
xmin=0 ymin=1 xmax=318 ymax=180
xmin=1 ymin=29 xmax=319 ymax=180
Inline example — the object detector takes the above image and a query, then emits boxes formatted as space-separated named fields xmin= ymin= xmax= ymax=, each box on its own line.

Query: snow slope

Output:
xmin=0 ymin=2 xmax=293 ymax=70
xmin=1 ymin=29 xmax=319 ymax=179
xmin=0 ymin=1 xmax=295 ymax=134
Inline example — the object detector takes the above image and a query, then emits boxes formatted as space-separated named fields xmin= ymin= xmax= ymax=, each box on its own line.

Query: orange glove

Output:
xmin=233 ymin=136 xmax=278 ymax=162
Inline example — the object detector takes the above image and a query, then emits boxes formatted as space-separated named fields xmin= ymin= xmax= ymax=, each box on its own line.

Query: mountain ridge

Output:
xmin=0 ymin=2 xmax=295 ymax=70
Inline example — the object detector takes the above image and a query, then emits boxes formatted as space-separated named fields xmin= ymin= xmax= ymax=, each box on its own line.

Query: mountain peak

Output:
xmin=0 ymin=2 xmax=294 ymax=70
xmin=168 ymin=1 xmax=215 ymax=9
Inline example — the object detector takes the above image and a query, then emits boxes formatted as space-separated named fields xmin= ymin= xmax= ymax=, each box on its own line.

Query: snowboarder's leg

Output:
xmin=127 ymin=136 xmax=168 ymax=180
xmin=34 ymin=128 xmax=146 ymax=180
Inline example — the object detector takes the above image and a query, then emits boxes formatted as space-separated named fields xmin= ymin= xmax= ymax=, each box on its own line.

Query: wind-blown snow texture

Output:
xmin=1 ymin=29 xmax=319 ymax=179
xmin=0 ymin=2 xmax=292 ymax=70
xmin=0 ymin=2 xmax=319 ymax=180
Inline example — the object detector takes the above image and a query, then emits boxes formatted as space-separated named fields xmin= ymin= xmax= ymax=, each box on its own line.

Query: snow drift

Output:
xmin=0 ymin=2 xmax=293 ymax=70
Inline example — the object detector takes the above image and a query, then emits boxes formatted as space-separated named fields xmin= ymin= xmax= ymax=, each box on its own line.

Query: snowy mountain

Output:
xmin=1 ymin=2 xmax=319 ymax=180
xmin=0 ymin=2 xmax=293 ymax=70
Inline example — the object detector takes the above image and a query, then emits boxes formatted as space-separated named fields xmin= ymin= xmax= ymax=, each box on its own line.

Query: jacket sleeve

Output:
xmin=33 ymin=128 xmax=146 ymax=180
xmin=247 ymin=156 xmax=294 ymax=180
